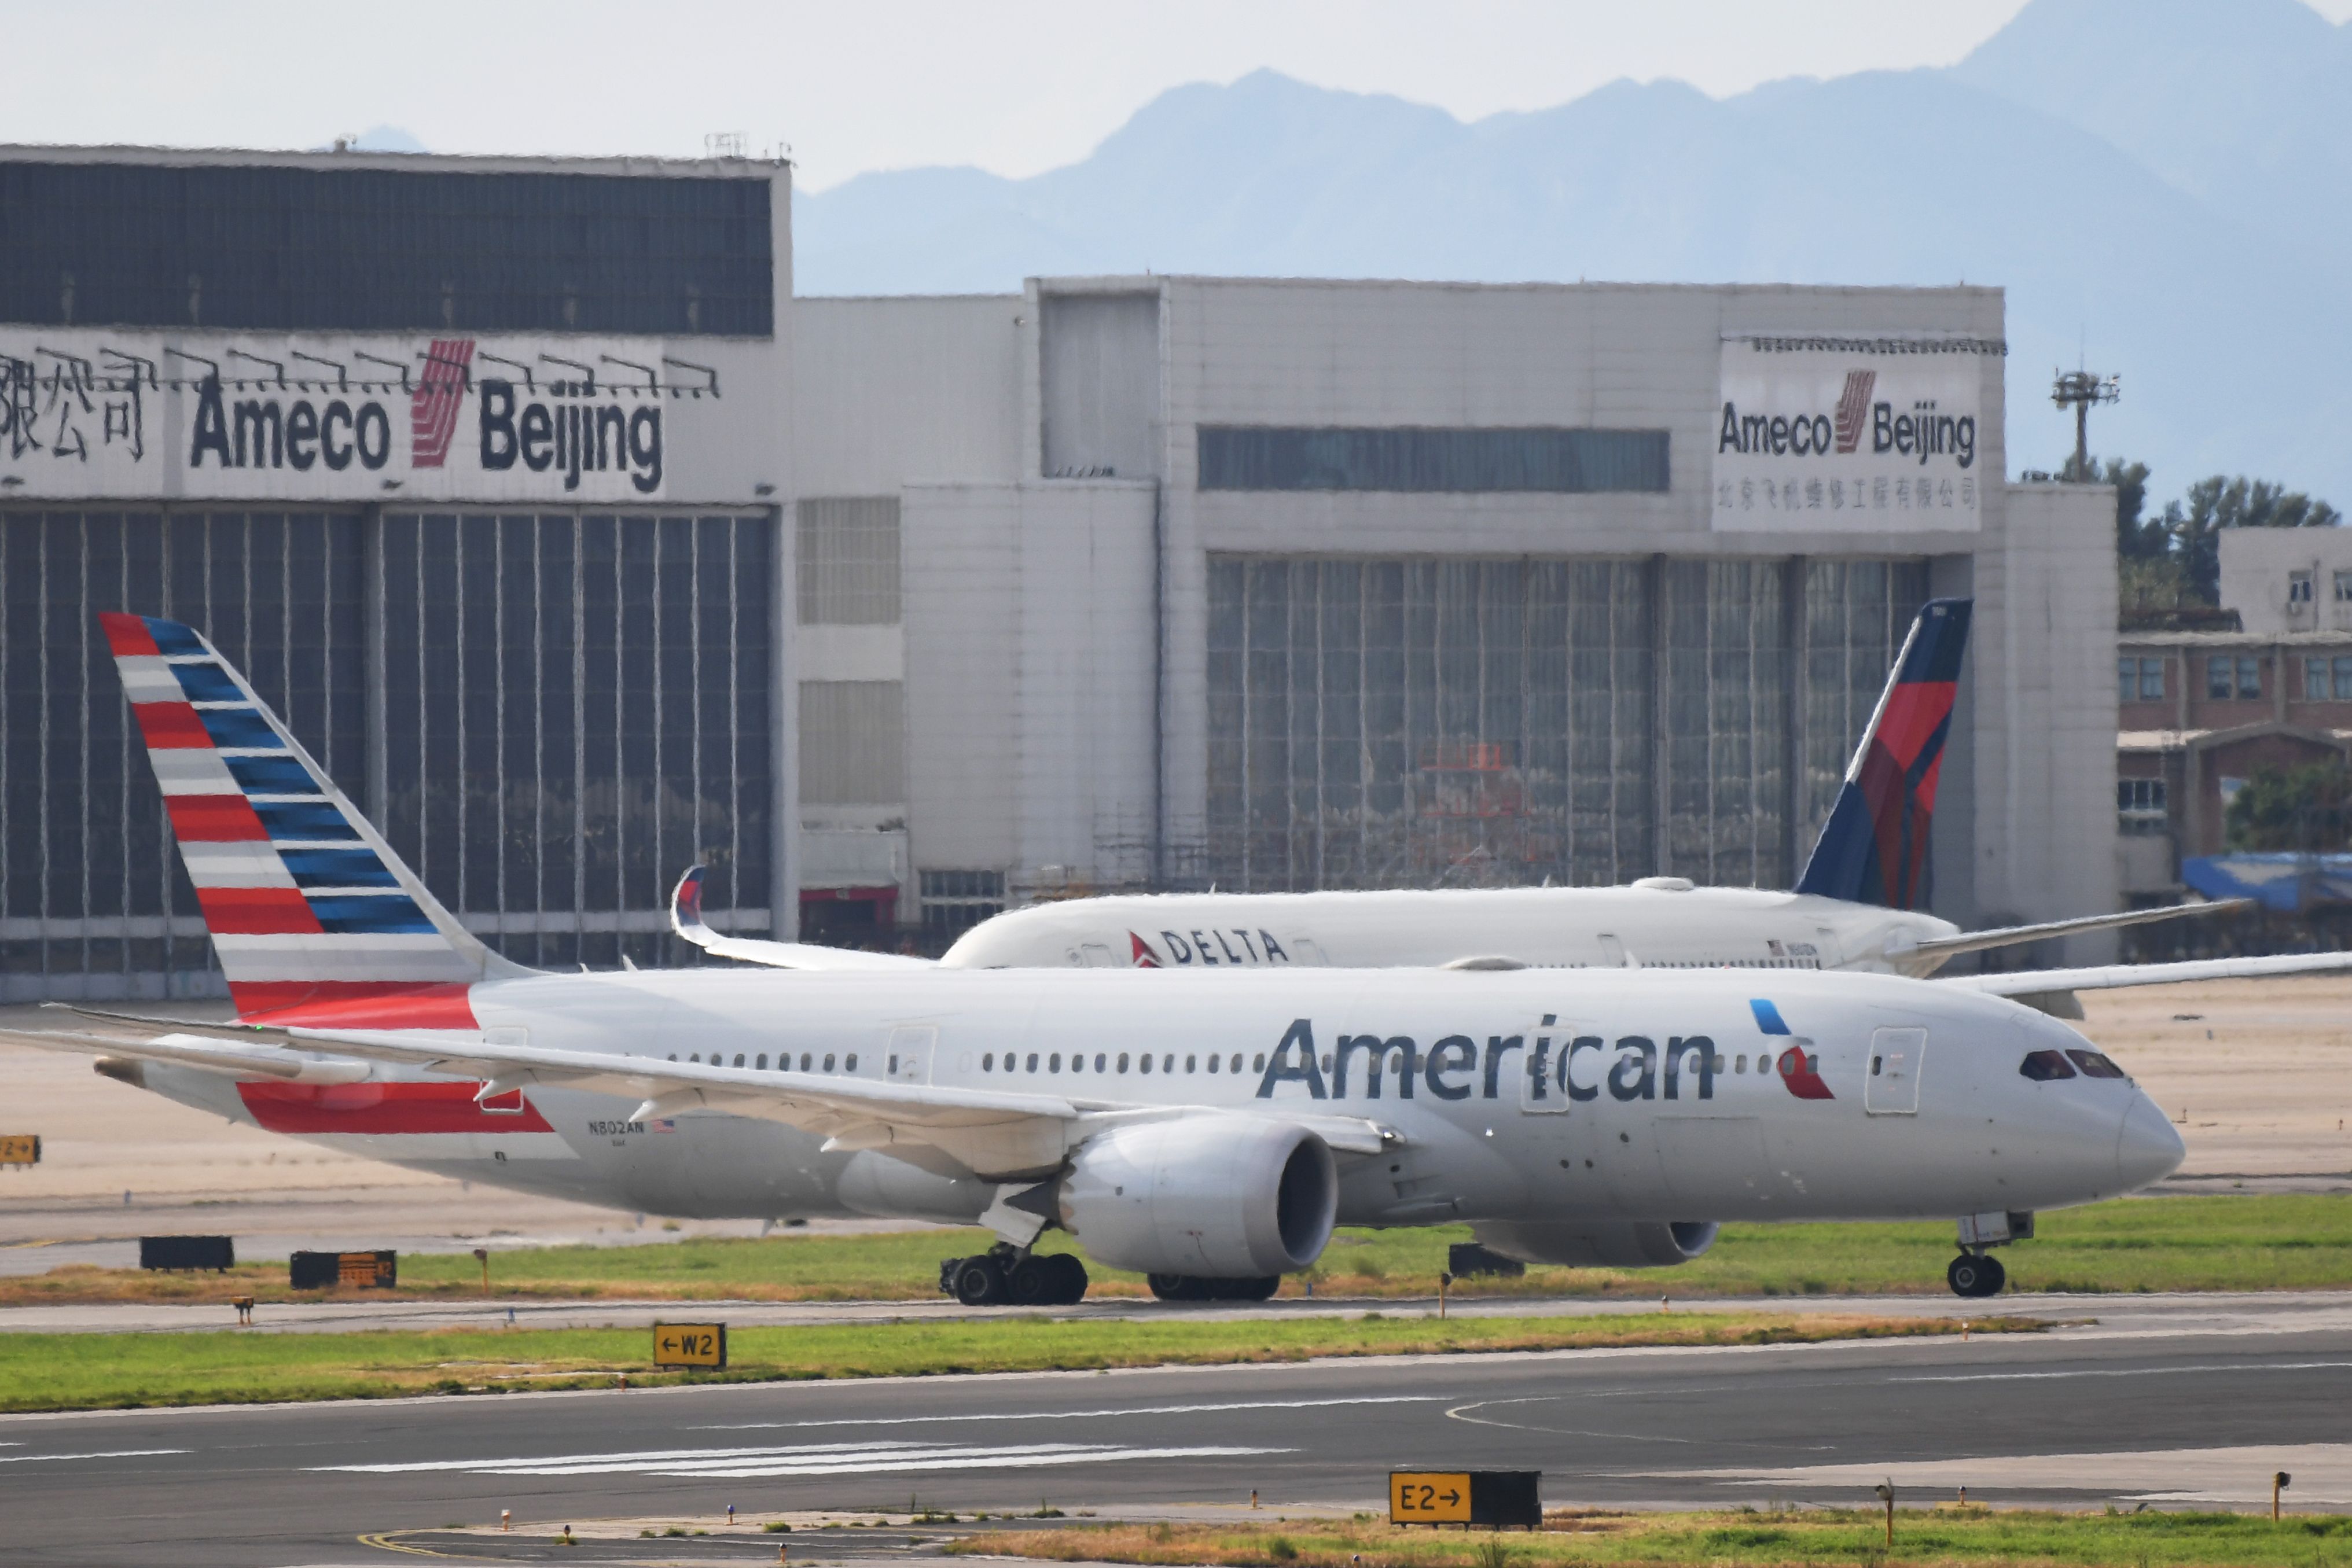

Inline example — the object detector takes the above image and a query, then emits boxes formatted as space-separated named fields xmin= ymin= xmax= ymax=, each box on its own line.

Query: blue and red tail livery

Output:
xmin=100 ymin=612 xmax=521 ymax=1026
xmin=1793 ymin=598 xmax=1971 ymax=911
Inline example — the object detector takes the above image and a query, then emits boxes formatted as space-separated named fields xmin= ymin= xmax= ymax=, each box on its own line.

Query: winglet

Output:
xmin=671 ymin=865 xmax=713 ymax=942
xmin=1794 ymin=598 xmax=1972 ymax=910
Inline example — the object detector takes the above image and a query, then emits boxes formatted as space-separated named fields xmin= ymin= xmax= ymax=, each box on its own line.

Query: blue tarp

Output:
xmin=2181 ymin=853 xmax=2352 ymax=912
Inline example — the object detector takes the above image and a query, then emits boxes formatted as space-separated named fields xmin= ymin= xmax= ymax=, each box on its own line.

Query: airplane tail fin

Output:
xmin=1792 ymin=597 xmax=1972 ymax=911
xmin=99 ymin=612 xmax=528 ymax=1026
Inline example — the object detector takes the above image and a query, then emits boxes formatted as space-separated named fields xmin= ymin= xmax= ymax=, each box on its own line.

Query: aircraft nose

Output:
xmin=2116 ymin=1093 xmax=2186 ymax=1190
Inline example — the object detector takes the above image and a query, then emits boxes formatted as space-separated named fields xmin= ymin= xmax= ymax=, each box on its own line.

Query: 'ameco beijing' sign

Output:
xmin=1712 ymin=333 xmax=2002 ymax=533
xmin=0 ymin=332 xmax=721 ymax=502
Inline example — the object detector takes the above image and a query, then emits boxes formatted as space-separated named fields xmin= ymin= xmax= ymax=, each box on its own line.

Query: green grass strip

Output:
xmin=954 ymin=1508 xmax=2352 ymax=1567
xmin=0 ymin=1310 xmax=2034 ymax=1414
xmin=12 ymin=1194 xmax=2351 ymax=1306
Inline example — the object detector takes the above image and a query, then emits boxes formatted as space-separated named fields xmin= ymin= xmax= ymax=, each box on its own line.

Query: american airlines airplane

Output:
xmin=14 ymin=613 xmax=2189 ymax=1307
xmin=675 ymin=599 xmax=2336 ymax=1014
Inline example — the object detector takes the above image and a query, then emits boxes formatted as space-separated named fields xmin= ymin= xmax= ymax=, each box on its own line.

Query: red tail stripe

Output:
xmin=166 ymin=794 xmax=270 ymax=842
xmin=237 ymin=1080 xmax=553 ymax=1135
xmin=194 ymin=886 xmax=322 ymax=935
xmin=229 ymin=981 xmax=479 ymax=1029
xmin=1870 ymin=682 xmax=1957 ymax=771
xmin=133 ymin=701 xmax=215 ymax=750
xmin=99 ymin=611 xmax=161 ymax=658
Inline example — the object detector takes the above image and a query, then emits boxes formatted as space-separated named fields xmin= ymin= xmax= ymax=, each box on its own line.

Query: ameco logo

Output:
xmin=410 ymin=338 xmax=475 ymax=469
xmin=1832 ymin=369 xmax=1874 ymax=454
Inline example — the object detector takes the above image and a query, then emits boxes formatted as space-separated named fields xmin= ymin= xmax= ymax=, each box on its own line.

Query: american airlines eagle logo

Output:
xmin=1750 ymin=998 xmax=1835 ymax=1099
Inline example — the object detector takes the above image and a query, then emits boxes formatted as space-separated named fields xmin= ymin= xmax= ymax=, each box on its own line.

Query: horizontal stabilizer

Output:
xmin=1898 ymin=899 xmax=2252 ymax=966
xmin=670 ymin=867 xmax=934 ymax=972
xmin=1943 ymin=948 xmax=2352 ymax=998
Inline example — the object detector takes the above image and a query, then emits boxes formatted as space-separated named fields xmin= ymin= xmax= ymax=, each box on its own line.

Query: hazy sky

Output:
xmin=8 ymin=1 xmax=2351 ymax=191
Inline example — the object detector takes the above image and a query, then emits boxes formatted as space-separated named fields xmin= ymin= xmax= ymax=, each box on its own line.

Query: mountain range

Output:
xmin=792 ymin=0 xmax=2352 ymax=503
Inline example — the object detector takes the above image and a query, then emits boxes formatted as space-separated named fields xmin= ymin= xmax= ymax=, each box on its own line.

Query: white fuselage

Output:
xmin=138 ymin=965 xmax=2178 ymax=1232
xmin=939 ymin=885 xmax=1958 ymax=976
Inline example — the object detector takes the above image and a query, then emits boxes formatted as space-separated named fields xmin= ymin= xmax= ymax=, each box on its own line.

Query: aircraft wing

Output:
xmin=671 ymin=867 xmax=935 ymax=972
xmin=1942 ymin=948 xmax=2352 ymax=998
xmin=1898 ymin=899 xmax=2252 ymax=965
xmin=32 ymin=1004 xmax=1386 ymax=1179
xmin=0 ymin=1022 xmax=372 ymax=1084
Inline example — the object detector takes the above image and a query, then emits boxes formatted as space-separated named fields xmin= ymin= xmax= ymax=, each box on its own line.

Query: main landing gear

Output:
xmin=938 ymin=1244 xmax=1090 ymax=1306
xmin=1147 ymin=1273 xmax=1280 ymax=1302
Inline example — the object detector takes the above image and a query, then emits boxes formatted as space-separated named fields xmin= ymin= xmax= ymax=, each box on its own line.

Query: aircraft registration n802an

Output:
xmin=13 ymin=612 xmax=2181 ymax=1307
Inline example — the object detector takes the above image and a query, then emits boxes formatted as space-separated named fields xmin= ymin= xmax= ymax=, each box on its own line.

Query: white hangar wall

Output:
xmin=792 ymin=274 xmax=2116 ymax=954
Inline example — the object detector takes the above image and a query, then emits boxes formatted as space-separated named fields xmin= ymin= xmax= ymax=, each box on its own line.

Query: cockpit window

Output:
xmin=2019 ymin=1049 xmax=2077 ymax=1081
xmin=2066 ymin=1048 xmax=2129 ymax=1080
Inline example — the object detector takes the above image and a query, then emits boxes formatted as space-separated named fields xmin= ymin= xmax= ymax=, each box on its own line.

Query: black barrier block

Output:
xmin=139 ymin=1235 xmax=234 ymax=1272
xmin=1447 ymin=1243 xmax=1526 ymax=1279
xmin=289 ymin=1251 xmax=339 ymax=1289
xmin=1469 ymin=1471 xmax=1542 ymax=1529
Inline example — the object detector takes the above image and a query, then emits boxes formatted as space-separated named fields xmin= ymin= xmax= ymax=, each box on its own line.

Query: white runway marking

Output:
xmin=692 ymin=1394 xmax=1440 ymax=1430
xmin=317 ymin=1439 xmax=1289 ymax=1480
xmin=1892 ymin=1359 xmax=2352 ymax=1383
xmin=0 ymin=1448 xmax=189 ymax=1464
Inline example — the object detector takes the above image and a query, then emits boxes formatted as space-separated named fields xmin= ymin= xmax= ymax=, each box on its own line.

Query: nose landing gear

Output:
xmin=939 ymin=1245 xmax=1090 ymax=1306
xmin=1946 ymin=1252 xmax=2006 ymax=1298
xmin=1945 ymin=1209 xmax=2031 ymax=1297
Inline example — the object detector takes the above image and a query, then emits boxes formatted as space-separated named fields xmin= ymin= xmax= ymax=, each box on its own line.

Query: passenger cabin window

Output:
xmin=2020 ymin=1049 xmax=2077 ymax=1081
xmin=845 ymin=1054 xmax=857 ymax=1072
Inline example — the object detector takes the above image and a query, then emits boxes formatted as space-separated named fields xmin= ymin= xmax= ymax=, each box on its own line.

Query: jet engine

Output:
xmin=1058 ymin=1116 xmax=1338 ymax=1278
xmin=1471 ymin=1220 xmax=1720 ymax=1269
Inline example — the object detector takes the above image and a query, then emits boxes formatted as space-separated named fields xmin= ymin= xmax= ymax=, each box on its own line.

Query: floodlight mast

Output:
xmin=2052 ymin=369 xmax=2120 ymax=477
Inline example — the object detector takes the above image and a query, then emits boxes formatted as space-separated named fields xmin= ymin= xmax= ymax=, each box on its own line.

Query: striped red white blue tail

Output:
xmin=1792 ymin=597 xmax=1972 ymax=912
xmin=100 ymin=612 xmax=527 ymax=1027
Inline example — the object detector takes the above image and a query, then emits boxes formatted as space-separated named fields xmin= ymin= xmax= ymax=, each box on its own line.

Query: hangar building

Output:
xmin=1 ymin=143 xmax=2119 ymax=1000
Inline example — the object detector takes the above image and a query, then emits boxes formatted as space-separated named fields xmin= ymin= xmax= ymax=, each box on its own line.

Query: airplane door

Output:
xmin=887 ymin=1025 xmax=937 ymax=1085
xmin=1288 ymin=938 xmax=1327 ymax=966
xmin=1864 ymin=1026 xmax=1926 ymax=1114
xmin=1078 ymin=943 xmax=1116 ymax=967
xmin=1519 ymin=1021 xmax=1589 ymax=1114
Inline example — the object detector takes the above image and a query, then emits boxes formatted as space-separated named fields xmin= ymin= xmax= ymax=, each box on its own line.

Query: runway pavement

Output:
xmin=3 ymin=1300 xmax=2350 ymax=1566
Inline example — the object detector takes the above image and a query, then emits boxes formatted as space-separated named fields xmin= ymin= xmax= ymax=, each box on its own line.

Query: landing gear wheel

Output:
xmin=1007 ymin=1256 xmax=1055 ymax=1306
xmin=1046 ymin=1254 xmax=1090 ymax=1305
xmin=1148 ymin=1272 xmax=1206 ymax=1302
xmin=952 ymin=1255 xmax=1009 ymax=1306
xmin=1229 ymin=1275 xmax=1280 ymax=1302
xmin=1947 ymin=1253 xmax=2005 ymax=1298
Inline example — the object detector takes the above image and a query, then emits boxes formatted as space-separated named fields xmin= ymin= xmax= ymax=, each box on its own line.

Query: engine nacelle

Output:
xmin=1471 ymin=1220 xmax=1721 ymax=1269
xmin=1058 ymin=1116 xmax=1338 ymax=1278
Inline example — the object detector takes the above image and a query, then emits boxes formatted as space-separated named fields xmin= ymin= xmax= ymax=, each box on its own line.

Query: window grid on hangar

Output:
xmin=1203 ymin=555 xmax=1928 ymax=895
xmin=0 ymin=507 xmax=773 ymax=1000
xmin=0 ymin=161 xmax=774 ymax=337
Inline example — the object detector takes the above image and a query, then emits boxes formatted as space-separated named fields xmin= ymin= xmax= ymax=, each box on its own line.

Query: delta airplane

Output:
xmin=9 ymin=613 xmax=2195 ymax=1304
xmin=675 ymin=599 xmax=2343 ymax=1015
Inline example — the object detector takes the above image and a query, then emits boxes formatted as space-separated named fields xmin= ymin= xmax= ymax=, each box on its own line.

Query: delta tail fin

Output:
xmin=1792 ymin=597 xmax=1972 ymax=911
xmin=99 ymin=612 xmax=528 ymax=1026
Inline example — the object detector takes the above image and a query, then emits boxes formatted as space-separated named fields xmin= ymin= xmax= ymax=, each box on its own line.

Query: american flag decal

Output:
xmin=1832 ymin=369 xmax=1875 ymax=454
xmin=411 ymin=338 xmax=475 ymax=468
